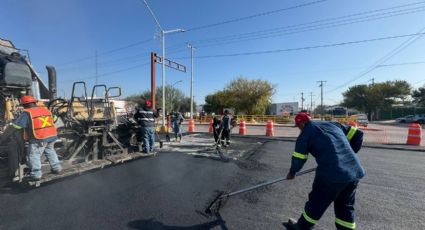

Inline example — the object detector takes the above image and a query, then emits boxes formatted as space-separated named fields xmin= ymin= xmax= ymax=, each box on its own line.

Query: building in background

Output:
xmin=270 ymin=102 xmax=299 ymax=115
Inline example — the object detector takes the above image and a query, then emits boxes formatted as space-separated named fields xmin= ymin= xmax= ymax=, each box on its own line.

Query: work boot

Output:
xmin=283 ymin=218 xmax=301 ymax=230
xmin=26 ymin=175 xmax=41 ymax=181
xmin=51 ymin=168 xmax=62 ymax=175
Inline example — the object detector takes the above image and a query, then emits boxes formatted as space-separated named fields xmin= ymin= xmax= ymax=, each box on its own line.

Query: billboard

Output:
xmin=271 ymin=102 xmax=299 ymax=115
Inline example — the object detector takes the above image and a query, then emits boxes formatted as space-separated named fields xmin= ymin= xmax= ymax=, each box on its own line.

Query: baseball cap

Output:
xmin=294 ymin=112 xmax=311 ymax=127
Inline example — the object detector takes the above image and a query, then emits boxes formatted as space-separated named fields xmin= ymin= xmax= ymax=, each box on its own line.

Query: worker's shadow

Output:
xmin=127 ymin=213 xmax=228 ymax=230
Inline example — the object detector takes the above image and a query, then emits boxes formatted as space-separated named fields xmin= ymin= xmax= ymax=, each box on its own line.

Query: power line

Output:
xmin=57 ymin=39 xmax=153 ymax=67
xmin=163 ymin=2 xmax=425 ymax=52
xmin=53 ymin=1 xmax=425 ymax=71
xmin=172 ymin=32 xmax=425 ymax=60
xmin=49 ymin=1 xmax=425 ymax=71
xmin=57 ymin=44 xmax=188 ymax=72
xmin=185 ymin=0 xmax=328 ymax=32
xmin=376 ymin=61 xmax=425 ymax=68
xmin=187 ymin=2 xmax=425 ymax=46
xmin=55 ymin=1 xmax=326 ymax=68
xmin=42 ymin=45 xmax=187 ymax=74
xmin=165 ymin=3 xmax=425 ymax=59
xmin=189 ymin=7 xmax=425 ymax=49
xmin=61 ymin=62 xmax=150 ymax=83
xmin=327 ymin=26 xmax=425 ymax=93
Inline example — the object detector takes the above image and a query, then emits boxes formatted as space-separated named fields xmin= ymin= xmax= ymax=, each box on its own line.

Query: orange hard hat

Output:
xmin=20 ymin=95 xmax=37 ymax=105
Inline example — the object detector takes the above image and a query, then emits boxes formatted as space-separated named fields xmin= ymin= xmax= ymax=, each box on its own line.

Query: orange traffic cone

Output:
xmin=188 ymin=119 xmax=195 ymax=132
xmin=265 ymin=120 xmax=274 ymax=136
xmin=407 ymin=123 xmax=422 ymax=145
xmin=239 ymin=120 xmax=246 ymax=135
xmin=208 ymin=119 xmax=213 ymax=133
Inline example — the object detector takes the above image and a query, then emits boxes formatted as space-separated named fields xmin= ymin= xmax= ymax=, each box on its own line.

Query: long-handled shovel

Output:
xmin=204 ymin=167 xmax=316 ymax=215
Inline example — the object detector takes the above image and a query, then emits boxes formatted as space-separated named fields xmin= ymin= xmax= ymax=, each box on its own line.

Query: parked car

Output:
xmin=356 ymin=114 xmax=369 ymax=127
xmin=395 ymin=114 xmax=425 ymax=124
xmin=349 ymin=114 xmax=369 ymax=127
xmin=414 ymin=114 xmax=425 ymax=124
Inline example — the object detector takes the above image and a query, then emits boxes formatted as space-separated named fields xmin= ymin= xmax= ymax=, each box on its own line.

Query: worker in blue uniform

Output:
xmin=285 ymin=113 xmax=365 ymax=230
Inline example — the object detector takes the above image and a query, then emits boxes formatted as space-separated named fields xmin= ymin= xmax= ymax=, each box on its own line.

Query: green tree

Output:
xmin=125 ymin=85 xmax=194 ymax=113
xmin=412 ymin=85 xmax=425 ymax=106
xmin=342 ymin=80 xmax=411 ymax=120
xmin=203 ymin=77 xmax=276 ymax=114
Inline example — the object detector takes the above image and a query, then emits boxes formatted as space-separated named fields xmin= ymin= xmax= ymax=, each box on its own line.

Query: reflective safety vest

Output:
xmin=24 ymin=107 xmax=57 ymax=140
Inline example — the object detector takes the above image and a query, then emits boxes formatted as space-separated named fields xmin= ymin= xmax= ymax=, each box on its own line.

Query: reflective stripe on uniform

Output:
xmin=292 ymin=151 xmax=308 ymax=160
xmin=138 ymin=118 xmax=155 ymax=121
xmin=12 ymin=123 xmax=22 ymax=129
xmin=138 ymin=110 xmax=153 ymax=114
xmin=303 ymin=211 xmax=318 ymax=224
xmin=335 ymin=218 xmax=356 ymax=229
xmin=346 ymin=127 xmax=358 ymax=141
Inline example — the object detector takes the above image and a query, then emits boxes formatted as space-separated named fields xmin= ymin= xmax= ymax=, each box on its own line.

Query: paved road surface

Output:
xmin=1 ymin=135 xmax=424 ymax=229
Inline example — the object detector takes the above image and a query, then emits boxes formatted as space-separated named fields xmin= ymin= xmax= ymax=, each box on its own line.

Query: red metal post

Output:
xmin=151 ymin=52 xmax=156 ymax=109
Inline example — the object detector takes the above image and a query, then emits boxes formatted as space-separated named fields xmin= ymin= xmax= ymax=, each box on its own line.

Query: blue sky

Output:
xmin=1 ymin=0 xmax=425 ymax=107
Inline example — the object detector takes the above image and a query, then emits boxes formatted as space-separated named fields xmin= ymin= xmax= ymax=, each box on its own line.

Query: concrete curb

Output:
xmin=180 ymin=122 xmax=293 ymax=127
xmin=182 ymin=132 xmax=425 ymax=152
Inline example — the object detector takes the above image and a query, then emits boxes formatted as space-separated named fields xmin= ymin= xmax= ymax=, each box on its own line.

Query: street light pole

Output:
xmin=161 ymin=29 xmax=184 ymax=128
xmin=142 ymin=0 xmax=184 ymax=130
xmin=162 ymin=30 xmax=166 ymax=126
xmin=188 ymin=44 xmax=195 ymax=119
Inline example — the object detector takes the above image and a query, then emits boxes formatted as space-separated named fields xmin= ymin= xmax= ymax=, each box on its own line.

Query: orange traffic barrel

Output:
xmin=265 ymin=120 xmax=274 ymax=136
xmin=188 ymin=119 xmax=195 ymax=132
xmin=239 ymin=120 xmax=246 ymax=135
xmin=407 ymin=123 xmax=422 ymax=145
xmin=208 ymin=119 xmax=213 ymax=133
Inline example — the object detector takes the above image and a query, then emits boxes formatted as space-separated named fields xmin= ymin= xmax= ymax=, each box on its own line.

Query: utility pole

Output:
xmin=95 ymin=50 xmax=98 ymax=85
xmin=317 ymin=80 xmax=326 ymax=120
xmin=369 ymin=78 xmax=375 ymax=86
xmin=188 ymin=44 xmax=195 ymax=119
xmin=301 ymin=92 xmax=304 ymax=111
xmin=310 ymin=92 xmax=314 ymax=114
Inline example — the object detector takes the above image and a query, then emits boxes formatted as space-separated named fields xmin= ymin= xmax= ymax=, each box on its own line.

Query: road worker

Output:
xmin=285 ymin=112 xmax=365 ymax=230
xmin=8 ymin=95 xmax=62 ymax=181
xmin=171 ymin=112 xmax=184 ymax=142
xmin=220 ymin=110 xmax=232 ymax=146
xmin=134 ymin=99 xmax=160 ymax=154
xmin=212 ymin=115 xmax=222 ymax=144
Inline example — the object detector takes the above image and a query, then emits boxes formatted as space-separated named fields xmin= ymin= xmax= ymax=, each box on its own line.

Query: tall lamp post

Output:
xmin=187 ymin=44 xmax=195 ymax=119
xmin=169 ymin=80 xmax=182 ymax=112
xmin=142 ymin=0 xmax=185 ymax=130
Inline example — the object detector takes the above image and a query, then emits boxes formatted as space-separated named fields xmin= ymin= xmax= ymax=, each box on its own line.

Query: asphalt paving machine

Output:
xmin=0 ymin=38 xmax=149 ymax=187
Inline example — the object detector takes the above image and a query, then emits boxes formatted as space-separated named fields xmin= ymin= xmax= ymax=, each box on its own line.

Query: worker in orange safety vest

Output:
xmin=5 ymin=95 xmax=62 ymax=181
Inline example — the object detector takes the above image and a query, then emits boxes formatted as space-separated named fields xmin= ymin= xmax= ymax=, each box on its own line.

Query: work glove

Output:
xmin=286 ymin=172 xmax=295 ymax=180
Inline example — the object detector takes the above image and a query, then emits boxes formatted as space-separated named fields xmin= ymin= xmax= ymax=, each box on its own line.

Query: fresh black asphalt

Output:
xmin=0 ymin=136 xmax=424 ymax=230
